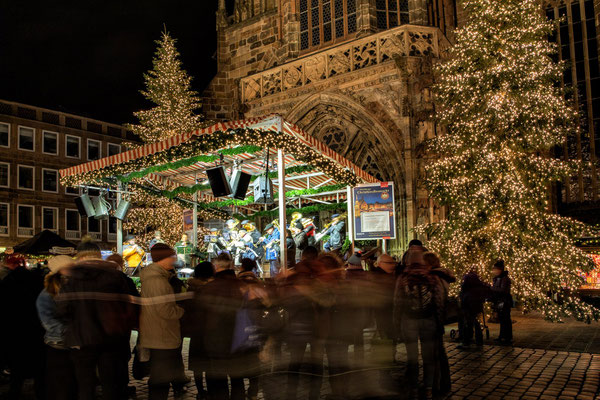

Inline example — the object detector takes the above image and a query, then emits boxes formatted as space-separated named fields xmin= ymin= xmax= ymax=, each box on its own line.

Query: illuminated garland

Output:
xmin=244 ymin=202 xmax=347 ymax=219
xmin=60 ymin=128 xmax=362 ymax=188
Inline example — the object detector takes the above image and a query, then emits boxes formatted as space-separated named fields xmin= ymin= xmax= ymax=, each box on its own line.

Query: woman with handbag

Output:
xmin=491 ymin=260 xmax=512 ymax=345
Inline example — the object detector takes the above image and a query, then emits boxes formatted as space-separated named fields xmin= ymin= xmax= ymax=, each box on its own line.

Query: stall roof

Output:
xmin=60 ymin=115 xmax=379 ymax=208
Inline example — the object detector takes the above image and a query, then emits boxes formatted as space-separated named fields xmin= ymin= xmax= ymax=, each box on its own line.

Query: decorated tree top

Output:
xmin=417 ymin=0 xmax=599 ymax=321
xmin=128 ymin=31 xmax=203 ymax=143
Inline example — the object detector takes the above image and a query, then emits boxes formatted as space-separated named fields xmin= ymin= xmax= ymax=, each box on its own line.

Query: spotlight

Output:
xmin=75 ymin=193 xmax=96 ymax=217
xmin=114 ymin=198 xmax=131 ymax=221
xmin=93 ymin=193 xmax=111 ymax=220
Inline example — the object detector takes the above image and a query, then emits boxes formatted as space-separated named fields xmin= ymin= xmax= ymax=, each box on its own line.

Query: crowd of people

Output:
xmin=0 ymin=238 xmax=513 ymax=400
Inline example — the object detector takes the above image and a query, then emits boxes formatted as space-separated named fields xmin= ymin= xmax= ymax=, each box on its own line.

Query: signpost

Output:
xmin=352 ymin=182 xmax=396 ymax=241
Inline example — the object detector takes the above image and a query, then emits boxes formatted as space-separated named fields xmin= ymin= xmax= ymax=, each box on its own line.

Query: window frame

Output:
xmin=65 ymin=186 xmax=81 ymax=196
xmin=17 ymin=204 xmax=35 ymax=237
xmin=0 ymin=202 xmax=9 ymax=237
xmin=41 ymin=168 xmax=59 ymax=193
xmin=65 ymin=208 xmax=81 ymax=235
xmin=17 ymin=125 xmax=36 ymax=152
xmin=42 ymin=130 xmax=59 ymax=155
xmin=0 ymin=162 xmax=9 ymax=188
xmin=375 ymin=0 xmax=409 ymax=31
xmin=87 ymin=138 xmax=102 ymax=161
xmin=65 ymin=134 xmax=81 ymax=159
xmin=107 ymin=143 xmax=121 ymax=156
xmin=0 ymin=122 xmax=10 ymax=148
xmin=299 ymin=0 xmax=359 ymax=53
xmin=17 ymin=164 xmax=35 ymax=191
xmin=41 ymin=206 xmax=59 ymax=232
xmin=87 ymin=216 xmax=102 ymax=234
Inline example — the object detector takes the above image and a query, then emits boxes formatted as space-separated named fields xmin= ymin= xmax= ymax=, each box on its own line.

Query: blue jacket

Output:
xmin=265 ymin=228 xmax=280 ymax=261
xmin=36 ymin=289 xmax=65 ymax=347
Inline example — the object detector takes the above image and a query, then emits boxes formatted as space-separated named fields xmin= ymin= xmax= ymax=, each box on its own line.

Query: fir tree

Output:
xmin=417 ymin=0 xmax=599 ymax=321
xmin=127 ymin=30 xmax=203 ymax=143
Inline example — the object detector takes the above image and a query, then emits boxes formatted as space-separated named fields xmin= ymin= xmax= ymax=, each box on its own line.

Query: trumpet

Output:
xmin=314 ymin=212 xmax=347 ymax=243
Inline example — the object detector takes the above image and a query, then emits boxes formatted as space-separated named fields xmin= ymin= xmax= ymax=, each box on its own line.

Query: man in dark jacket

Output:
xmin=59 ymin=241 xmax=139 ymax=400
xmin=201 ymin=253 xmax=245 ymax=400
xmin=491 ymin=260 xmax=512 ymax=344
xmin=458 ymin=270 xmax=489 ymax=349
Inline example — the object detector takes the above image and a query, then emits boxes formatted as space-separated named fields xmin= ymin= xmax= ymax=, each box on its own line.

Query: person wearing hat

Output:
xmin=491 ymin=260 xmax=512 ymax=344
xmin=36 ymin=255 xmax=76 ymax=400
xmin=0 ymin=253 xmax=45 ymax=399
xmin=322 ymin=214 xmax=346 ymax=253
xmin=123 ymin=234 xmax=145 ymax=272
xmin=139 ymin=243 xmax=186 ymax=400
xmin=262 ymin=223 xmax=281 ymax=277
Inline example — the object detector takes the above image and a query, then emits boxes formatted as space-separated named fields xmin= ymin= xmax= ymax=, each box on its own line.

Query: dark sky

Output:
xmin=0 ymin=1 xmax=221 ymax=125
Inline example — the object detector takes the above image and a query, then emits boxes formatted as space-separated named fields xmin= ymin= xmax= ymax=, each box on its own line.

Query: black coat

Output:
xmin=58 ymin=259 xmax=139 ymax=347
xmin=492 ymin=271 xmax=512 ymax=307
xmin=460 ymin=272 xmax=489 ymax=314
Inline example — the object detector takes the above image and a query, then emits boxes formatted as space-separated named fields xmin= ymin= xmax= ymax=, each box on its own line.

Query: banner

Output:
xmin=183 ymin=209 xmax=194 ymax=232
xmin=353 ymin=182 xmax=396 ymax=240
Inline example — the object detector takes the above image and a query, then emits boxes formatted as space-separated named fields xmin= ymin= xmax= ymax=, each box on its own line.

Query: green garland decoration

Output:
xmin=61 ymin=128 xmax=363 ymax=188
xmin=117 ymin=145 xmax=263 ymax=183
xmin=249 ymin=165 xmax=315 ymax=182
xmin=246 ymin=202 xmax=347 ymax=219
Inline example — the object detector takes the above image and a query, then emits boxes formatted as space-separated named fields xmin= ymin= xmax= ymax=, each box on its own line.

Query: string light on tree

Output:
xmin=415 ymin=0 xmax=600 ymax=322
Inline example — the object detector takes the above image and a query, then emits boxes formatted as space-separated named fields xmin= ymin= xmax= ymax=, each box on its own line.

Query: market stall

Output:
xmin=59 ymin=114 xmax=380 ymax=269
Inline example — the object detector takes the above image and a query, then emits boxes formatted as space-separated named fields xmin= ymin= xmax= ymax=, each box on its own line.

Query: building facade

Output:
xmin=0 ymin=100 xmax=135 ymax=250
xmin=203 ymin=0 xmax=459 ymax=253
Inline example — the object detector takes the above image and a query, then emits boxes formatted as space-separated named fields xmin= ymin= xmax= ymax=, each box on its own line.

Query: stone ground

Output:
xmin=3 ymin=312 xmax=600 ymax=399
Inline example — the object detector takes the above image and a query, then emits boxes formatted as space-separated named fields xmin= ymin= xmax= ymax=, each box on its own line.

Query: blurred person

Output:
xmin=0 ymin=253 xmax=45 ymax=399
xmin=491 ymin=260 xmax=512 ymax=344
xmin=200 ymin=253 xmax=245 ymax=400
xmin=183 ymin=261 xmax=215 ymax=399
xmin=59 ymin=240 xmax=139 ymax=400
xmin=370 ymin=253 xmax=398 ymax=365
xmin=344 ymin=253 xmax=370 ymax=367
xmin=394 ymin=247 xmax=445 ymax=400
xmin=36 ymin=255 xmax=76 ymax=400
xmin=139 ymin=243 xmax=186 ymax=400
xmin=423 ymin=252 xmax=454 ymax=395
xmin=458 ymin=269 xmax=488 ymax=349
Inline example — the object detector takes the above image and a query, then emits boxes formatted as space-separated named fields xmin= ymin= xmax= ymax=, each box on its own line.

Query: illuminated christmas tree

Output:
xmin=125 ymin=31 xmax=204 ymax=247
xmin=417 ymin=0 xmax=599 ymax=321
xmin=127 ymin=30 xmax=203 ymax=143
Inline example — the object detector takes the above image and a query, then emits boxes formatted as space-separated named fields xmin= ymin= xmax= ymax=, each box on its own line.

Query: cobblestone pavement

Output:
xmin=3 ymin=312 xmax=600 ymax=399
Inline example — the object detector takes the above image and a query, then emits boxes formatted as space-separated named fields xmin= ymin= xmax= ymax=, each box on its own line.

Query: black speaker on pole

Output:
xmin=206 ymin=166 xmax=232 ymax=197
xmin=229 ymin=170 xmax=252 ymax=200
xmin=74 ymin=197 xmax=89 ymax=217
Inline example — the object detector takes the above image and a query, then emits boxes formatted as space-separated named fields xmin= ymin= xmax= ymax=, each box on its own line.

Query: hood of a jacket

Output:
xmin=141 ymin=262 xmax=172 ymax=281
xmin=68 ymin=259 xmax=119 ymax=280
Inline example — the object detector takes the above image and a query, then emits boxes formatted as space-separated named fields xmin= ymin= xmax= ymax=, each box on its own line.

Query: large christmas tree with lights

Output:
xmin=124 ymin=31 xmax=205 ymax=247
xmin=417 ymin=0 xmax=599 ymax=321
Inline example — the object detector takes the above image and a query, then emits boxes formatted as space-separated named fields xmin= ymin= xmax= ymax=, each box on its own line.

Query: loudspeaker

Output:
xmin=206 ymin=166 xmax=232 ymax=197
xmin=74 ymin=197 xmax=90 ymax=217
xmin=114 ymin=199 xmax=131 ymax=221
xmin=253 ymin=176 xmax=274 ymax=204
xmin=229 ymin=170 xmax=252 ymax=200
xmin=93 ymin=194 xmax=111 ymax=220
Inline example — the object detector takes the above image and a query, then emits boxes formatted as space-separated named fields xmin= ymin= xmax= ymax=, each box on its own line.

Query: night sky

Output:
xmin=0 ymin=1 xmax=222 ymax=125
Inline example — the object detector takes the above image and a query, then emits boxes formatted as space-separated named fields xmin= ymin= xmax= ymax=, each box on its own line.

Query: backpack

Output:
xmin=401 ymin=272 xmax=437 ymax=319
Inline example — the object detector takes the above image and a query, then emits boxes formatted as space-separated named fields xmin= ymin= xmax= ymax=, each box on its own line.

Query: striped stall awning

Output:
xmin=59 ymin=115 xmax=379 ymax=211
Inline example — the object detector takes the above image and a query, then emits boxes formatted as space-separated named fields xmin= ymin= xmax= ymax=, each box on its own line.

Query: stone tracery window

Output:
xmin=361 ymin=154 xmax=385 ymax=182
xmin=299 ymin=0 xmax=358 ymax=51
xmin=376 ymin=0 xmax=409 ymax=30
xmin=318 ymin=125 xmax=347 ymax=153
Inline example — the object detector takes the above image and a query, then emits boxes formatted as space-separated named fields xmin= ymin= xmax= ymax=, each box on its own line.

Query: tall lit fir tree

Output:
xmin=124 ymin=31 xmax=204 ymax=247
xmin=417 ymin=0 xmax=600 ymax=321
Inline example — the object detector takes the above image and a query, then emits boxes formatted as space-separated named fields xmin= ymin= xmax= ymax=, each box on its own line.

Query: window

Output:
xmin=0 ymin=123 xmax=9 ymax=147
xmin=17 ymin=165 xmax=34 ymax=190
xmin=0 ymin=163 xmax=9 ymax=188
xmin=65 ymin=209 xmax=80 ymax=233
xmin=300 ymin=0 xmax=358 ymax=51
xmin=65 ymin=186 xmax=80 ymax=196
xmin=42 ymin=169 xmax=58 ymax=193
xmin=108 ymin=143 xmax=121 ymax=156
xmin=17 ymin=205 xmax=34 ymax=237
xmin=376 ymin=0 xmax=409 ymax=30
xmin=42 ymin=131 xmax=58 ymax=155
xmin=0 ymin=203 xmax=9 ymax=236
xmin=42 ymin=207 xmax=58 ymax=231
xmin=87 ymin=139 xmax=101 ymax=161
xmin=87 ymin=216 xmax=102 ymax=240
xmin=18 ymin=126 xmax=35 ymax=151
xmin=65 ymin=135 xmax=80 ymax=159
xmin=108 ymin=216 xmax=117 ymax=241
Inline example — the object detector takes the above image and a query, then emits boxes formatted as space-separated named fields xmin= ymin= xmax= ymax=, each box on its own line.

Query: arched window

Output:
xmin=376 ymin=0 xmax=409 ymax=30
xmin=299 ymin=0 xmax=358 ymax=51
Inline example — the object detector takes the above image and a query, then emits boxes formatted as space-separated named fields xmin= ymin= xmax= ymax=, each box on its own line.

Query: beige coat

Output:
xmin=139 ymin=263 xmax=184 ymax=349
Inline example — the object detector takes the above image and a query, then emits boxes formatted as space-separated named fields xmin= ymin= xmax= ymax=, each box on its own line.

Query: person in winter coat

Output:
xmin=59 ymin=240 xmax=139 ymax=400
xmin=200 ymin=253 xmax=245 ymax=400
xmin=394 ymin=247 xmax=445 ymax=400
xmin=370 ymin=253 xmax=397 ymax=369
xmin=491 ymin=260 xmax=513 ymax=344
xmin=139 ymin=243 xmax=186 ymax=400
xmin=0 ymin=253 xmax=45 ymax=400
xmin=458 ymin=269 xmax=489 ymax=349
xmin=285 ymin=229 xmax=296 ymax=269
xmin=36 ymin=255 xmax=76 ymax=400
xmin=322 ymin=214 xmax=346 ymax=253
xmin=424 ymin=252 xmax=454 ymax=395
xmin=344 ymin=253 xmax=370 ymax=367
xmin=183 ymin=261 xmax=214 ymax=399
